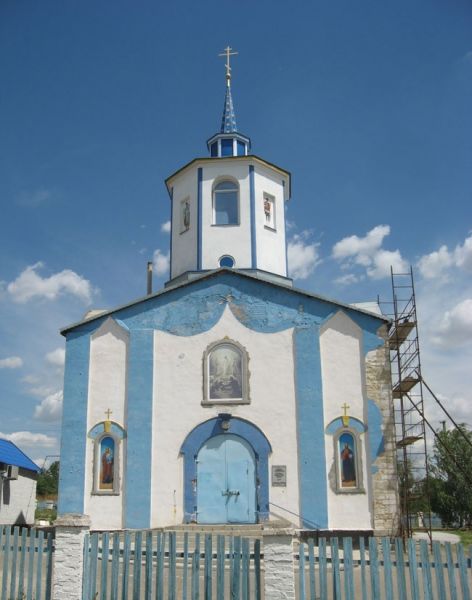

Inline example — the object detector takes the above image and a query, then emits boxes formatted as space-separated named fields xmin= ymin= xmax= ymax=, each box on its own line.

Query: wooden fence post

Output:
xmin=52 ymin=513 xmax=91 ymax=600
xmin=263 ymin=528 xmax=296 ymax=600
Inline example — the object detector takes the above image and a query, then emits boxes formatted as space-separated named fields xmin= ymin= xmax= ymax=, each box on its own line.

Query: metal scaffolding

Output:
xmin=380 ymin=266 xmax=432 ymax=541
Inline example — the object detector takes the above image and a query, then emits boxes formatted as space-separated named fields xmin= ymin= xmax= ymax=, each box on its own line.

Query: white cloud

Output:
xmin=161 ymin=220 xmax=171 ymax=233
xmin=34 ymin=390 xmax=63 ymax=422
xmin=432 ymin=298 xmax=472 ymax=347
xmin=366 ymin=249 xmax=408 ymax=279
xmin=0 ymin=430 xmax=57 ymax=448
xmin=7 ymin=262 xmax=94 ymax=304
xmin=332 ymin=225 xmax=407 ymax=279
xmin=332 ymin=225 xmax=390 ymax=264
xmin=417 ymin=233 xmax=472 ymax=279
xmin=334 ymin=273 xmax=360 ymax=286
xmin=0 ymin=356 xmax=23 ymax=369
xmin=462 ymin=50 xmax=472 ymax=65
xmin=45 ymin=348 xmax=65 ymax=367
xmin=417 ymin=245 xmax=454 ymax=279
xmin=17 ymin=188 xmax=53 ymax=207
xmin=287 ymin=233 xmax=321 ymax=280
xmin=152 ymin=249 xmax=170 ymax=277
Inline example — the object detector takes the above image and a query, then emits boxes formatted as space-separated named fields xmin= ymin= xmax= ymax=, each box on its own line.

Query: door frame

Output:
xmin=196 ymin=433 xmax=257 ymax=524
xmin=180 ymin=415 xmax=271 ymax=523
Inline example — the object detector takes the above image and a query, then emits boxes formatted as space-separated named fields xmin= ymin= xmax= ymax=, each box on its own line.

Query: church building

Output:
xmin=57 ymin=50 xmax=399 ymax=536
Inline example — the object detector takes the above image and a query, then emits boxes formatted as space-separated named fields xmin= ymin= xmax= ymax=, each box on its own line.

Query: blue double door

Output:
xmin=197 ymin=434 xmax=257 ymax=524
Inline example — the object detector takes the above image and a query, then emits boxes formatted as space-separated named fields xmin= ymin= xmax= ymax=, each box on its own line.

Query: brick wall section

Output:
xmin=263 ymin=530 xmax=296 ymax=599
xmin=52 ymin=514 xmax=90 ymax=600
xmin=365 ymin=326 xmax=401 ymax=537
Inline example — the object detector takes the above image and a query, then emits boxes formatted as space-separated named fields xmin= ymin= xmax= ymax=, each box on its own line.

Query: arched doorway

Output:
xmin=197 ymin=434 xmax=256 ymax=524
xmin=180 ymin=415 xmax=271 ymax=524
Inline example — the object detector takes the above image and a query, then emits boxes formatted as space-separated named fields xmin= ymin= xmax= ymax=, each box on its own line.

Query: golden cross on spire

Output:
xmin=341 ymin=403 xmax=350 ymax=427
xmin=218 ymin=46 xmax=238 ymax=85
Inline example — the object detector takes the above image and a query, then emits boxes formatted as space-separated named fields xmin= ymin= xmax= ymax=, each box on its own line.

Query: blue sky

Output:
xmin=1 ymin=0 xmax=471 ymax=464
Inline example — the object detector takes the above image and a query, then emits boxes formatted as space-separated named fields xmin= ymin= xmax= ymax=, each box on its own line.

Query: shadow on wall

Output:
xmin=1 ymin=479 xmax=10 ymax=505
xmin=14 ymin=510 xmax=27 ymax=526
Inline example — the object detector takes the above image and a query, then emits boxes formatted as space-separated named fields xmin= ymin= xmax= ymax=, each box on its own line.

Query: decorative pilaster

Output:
xmin=52 ymin=514 xmax=90 ymax=600
xmin=263 ymin=528 xmax=296 ymax=599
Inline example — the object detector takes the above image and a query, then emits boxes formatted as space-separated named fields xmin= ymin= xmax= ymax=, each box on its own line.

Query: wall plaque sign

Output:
xmin=271 ymin=465 xmax=287 ymax=487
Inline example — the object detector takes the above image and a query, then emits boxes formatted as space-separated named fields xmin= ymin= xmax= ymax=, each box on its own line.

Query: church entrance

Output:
xmin=196 ymin=434 xmax=257 ymax=524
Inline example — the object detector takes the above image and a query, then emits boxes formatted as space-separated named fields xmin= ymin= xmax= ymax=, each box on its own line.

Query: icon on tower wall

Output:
xmin=180 ymin=198 xmax=190 ymax=233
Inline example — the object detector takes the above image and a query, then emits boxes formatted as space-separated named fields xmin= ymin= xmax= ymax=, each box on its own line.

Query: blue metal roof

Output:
xmin=0 ymin=439 xmax=40 ymax=473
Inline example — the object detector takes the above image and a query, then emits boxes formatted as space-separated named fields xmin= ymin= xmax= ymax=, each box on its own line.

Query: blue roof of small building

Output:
xmin=0 ymin=439 xmax=40 ymax=473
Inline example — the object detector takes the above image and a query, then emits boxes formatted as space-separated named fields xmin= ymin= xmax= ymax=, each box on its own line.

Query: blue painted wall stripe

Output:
xmin=249 ymin=165 xmax=257 ymax=269
xmin=58 ymin=331 xmax=90 ymax=514
xmin=294 ymin=325 xmax=328 ymax=529
xmin=197 ymin=168 xmax=203 ymax=270
xmin=283 ymin=180 xmax=289 ymax=277
xmin=169 ymin=186 xmax=173 ymax=278
xmin=124 ymin=329 xmax=154 ymax=528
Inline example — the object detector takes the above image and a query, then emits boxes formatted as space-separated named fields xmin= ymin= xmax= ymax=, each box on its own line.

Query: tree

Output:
xmin=429 ymin=426 xmax=472 ymax=528
xmin=36 ymin=461 xmax=59 ymax=497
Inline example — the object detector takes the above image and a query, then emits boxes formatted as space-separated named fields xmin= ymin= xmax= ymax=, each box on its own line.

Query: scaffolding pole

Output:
xmin=380 ymin=266 xmax=433 ymax=542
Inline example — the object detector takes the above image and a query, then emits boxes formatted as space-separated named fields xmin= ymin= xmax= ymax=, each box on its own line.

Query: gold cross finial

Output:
xmin=218 ymin=46 xmax=238 ymax=85
xmin=341 ymin=403 xmax=350 ymax=427
xmin=105 ymin=408 xmax=113 ymax=420
xmin=104 ymin=408 xmax=112 ymax=432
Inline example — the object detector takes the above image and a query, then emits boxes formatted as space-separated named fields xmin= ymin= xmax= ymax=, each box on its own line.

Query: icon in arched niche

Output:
xmin=203 ymin=340 xmax=249 ymax=404
xmin=99 ymin=436 xmax=115 ymax=490
xmin=339 ymin=432 xmax=357 ymax=488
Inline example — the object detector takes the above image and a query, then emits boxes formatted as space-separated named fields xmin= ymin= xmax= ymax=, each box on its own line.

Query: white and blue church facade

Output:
xmin=57 ymin=58 xmax=399 ymax=536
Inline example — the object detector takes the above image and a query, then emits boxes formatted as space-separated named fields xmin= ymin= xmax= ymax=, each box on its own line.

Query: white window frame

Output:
xmin=212 ymin=179 xmax=240 ymax=226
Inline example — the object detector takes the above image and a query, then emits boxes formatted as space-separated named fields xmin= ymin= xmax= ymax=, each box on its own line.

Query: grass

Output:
xmin=34 ymin=508 xmax=57 ymax=523
xmin=438 ymin=529 xmax=472 ymax=546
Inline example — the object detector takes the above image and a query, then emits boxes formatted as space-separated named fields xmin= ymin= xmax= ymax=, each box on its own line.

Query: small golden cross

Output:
xmin=105 ymin=408 xmax=113 ymax=420
xmin=218 ymin=46 xmax=238 ymax=83
xmin=342 ymin=403 xmax=350 ymax=417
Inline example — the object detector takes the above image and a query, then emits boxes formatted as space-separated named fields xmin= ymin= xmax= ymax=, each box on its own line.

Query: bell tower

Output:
xmin=165 ymin=48 xmax=292 ymax=287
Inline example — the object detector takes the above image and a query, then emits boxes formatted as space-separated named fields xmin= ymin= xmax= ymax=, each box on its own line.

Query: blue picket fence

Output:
xmin=0 ymin=525 xmax=54 ymax=600
xmin=82 ymin=530 xmax=262 ymax=600
xmin=297 ymin=536 xmax=472 ymax=600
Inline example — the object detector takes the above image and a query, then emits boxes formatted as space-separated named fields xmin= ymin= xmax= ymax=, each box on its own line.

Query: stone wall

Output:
xmin=365 ymin=325 xmax=400 ymax=537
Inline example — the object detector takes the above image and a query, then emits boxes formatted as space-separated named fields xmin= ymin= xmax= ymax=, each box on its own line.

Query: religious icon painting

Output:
xmin=203 ymin=340 xmax=249 ymax=404
xmin=263 ymin=194 xmax=275 ymax=230
xmin=99 ymin=436 xmax=115 ymax=490
xmin=180 ymin=198 xmax=190 ymax=233
xmin=339 ymin=432 xmax=357 ymax=488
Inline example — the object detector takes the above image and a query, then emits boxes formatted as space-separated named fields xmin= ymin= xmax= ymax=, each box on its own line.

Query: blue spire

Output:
xmin=220 ymin=83 xmax=237 ymax=133
xmin=207 ymin=46 xmax=251 ymax=158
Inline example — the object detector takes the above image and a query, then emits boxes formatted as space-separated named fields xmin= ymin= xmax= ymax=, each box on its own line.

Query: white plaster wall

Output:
xmin=170 ymin=169 xmax=198 ymax=278
xmin=85 ymin=318 xmax=128 ymax=529
xmin=320 ymin=311 xmax=372 ymax=530
xmin=151 ymin=305 xmax=300 ymax=527
xmin=253 ymin=164 xmax=288 ymax=277
xmin=201 ymin=161 xmax=252 ymax=270
xmin=0 ymin=469 xmax=36 ymax=525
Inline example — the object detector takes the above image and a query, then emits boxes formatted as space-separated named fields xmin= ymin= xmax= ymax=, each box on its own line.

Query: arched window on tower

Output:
xmin=213 ymin=180 xmax=239 ymax=226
